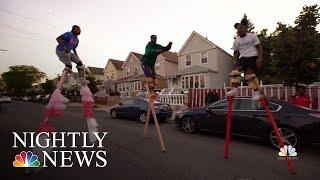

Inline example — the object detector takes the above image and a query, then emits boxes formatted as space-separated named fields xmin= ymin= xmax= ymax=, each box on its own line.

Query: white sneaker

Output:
xmin=252 ymin=91 xmax=264 ymax=101
xmin=226 ymin=88 xmax=238 ymax=97
xmin=76 ymin=64 xmax=85 ymax=70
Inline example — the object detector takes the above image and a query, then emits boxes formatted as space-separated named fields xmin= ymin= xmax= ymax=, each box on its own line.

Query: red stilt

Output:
xmin=259 ymin=98 xmax=296 ymax=175
xmin=224 ymin=96 xmax=234 ymax=159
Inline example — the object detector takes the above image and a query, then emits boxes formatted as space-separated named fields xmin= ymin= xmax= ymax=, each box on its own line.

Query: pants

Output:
xmin=141 ymin=63 xmax=156 ymax=79
xmin=56 ymin=50 xmax=82 ymax=69
xmin=235 ymin=56 xmax=258 ymax=73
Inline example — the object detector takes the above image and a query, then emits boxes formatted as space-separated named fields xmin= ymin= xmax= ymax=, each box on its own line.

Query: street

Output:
xmin=1 ymin=101 xmax=320 ymax=180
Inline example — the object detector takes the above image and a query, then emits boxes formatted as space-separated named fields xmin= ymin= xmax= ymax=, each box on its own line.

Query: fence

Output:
xmin=188 ymin=84 xmax=320 ymax=111
xmin=158 ymin=94 xmax=185 ymax=106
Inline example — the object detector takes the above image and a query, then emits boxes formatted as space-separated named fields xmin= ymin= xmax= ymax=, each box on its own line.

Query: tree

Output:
xmin=41 ymin=79 xmax=55 ymax=95
xmin=2 ymin=65 xmax=46 ymax=96
xmin=272 ymin=5 xmax=320 ymax=85
xmin=86 ymin=75 xmax=101 ymax=94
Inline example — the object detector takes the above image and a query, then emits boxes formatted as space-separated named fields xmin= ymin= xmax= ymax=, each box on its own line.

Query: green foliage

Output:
xmin=41 ymin=79 xmax=55 ymax=94
xmin=243 ymin=5 xmax=320 ymax=85
xmin=86 ymin=75 xmax=101 ymax=94
xmin=1 ymin=65 xmax=46 ymax=96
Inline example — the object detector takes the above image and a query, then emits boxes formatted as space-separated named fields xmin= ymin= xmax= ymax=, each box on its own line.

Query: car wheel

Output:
xmin=139 ymin=112 xmax=147 ymax=123
xmin=269 ymin=127 xmax=301 ymax=149
xmin=110 ymin=110 xmax=118 ymax=118
xmin=181 ymin=116 xmax=197 ymax=134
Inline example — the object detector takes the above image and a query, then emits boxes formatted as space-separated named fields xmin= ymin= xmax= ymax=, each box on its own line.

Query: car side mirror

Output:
xmin=205 ymin=107 xmax=215 ymax=114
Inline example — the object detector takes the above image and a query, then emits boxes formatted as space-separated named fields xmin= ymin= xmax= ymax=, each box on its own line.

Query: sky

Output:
xmin=0 ymin=0 xmax=319 ymax=78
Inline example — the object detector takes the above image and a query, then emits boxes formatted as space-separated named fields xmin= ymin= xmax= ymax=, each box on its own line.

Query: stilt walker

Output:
xmin=32 ymin=25 xmax=96 ymax=173
xmin=140 ymin=35 xmax=172 ymax=152
xmin=224 ymin=18 xmax=296 ymax=174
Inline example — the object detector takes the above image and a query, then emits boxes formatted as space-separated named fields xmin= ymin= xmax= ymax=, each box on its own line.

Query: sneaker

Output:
xmin=252 ymin=91 xmax=264 ymax=101
xmin=76 ymin=64 xmax=85 ymax=70
xmin=226 ymin=87 xmax=238 ymax=97
xmin=64 ymin=67 xmax=73 ymax=74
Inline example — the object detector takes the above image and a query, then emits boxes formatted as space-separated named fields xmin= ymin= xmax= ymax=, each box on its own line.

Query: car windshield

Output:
xmin=235 ymin=99 xmax=280 ymax=111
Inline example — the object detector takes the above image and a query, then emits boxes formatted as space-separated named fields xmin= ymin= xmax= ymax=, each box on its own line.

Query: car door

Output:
xmin=233 ymin=99 xmax=278 ymax=138
xmin=117 ymin=99 xmax=135 ymax=117
xmin=200 ymin=100 xmax=235 ymax=132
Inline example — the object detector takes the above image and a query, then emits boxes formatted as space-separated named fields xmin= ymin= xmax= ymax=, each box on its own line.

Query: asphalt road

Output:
xmin=1 ymin=101 xmax=320 ymax=180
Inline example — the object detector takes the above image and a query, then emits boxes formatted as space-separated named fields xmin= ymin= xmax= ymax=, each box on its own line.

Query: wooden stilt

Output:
xmin=224 ymin=96 xmax=296 ymax=175
xmin=260 ymin=98 xmax=296 ymax=175
xmin=44 ymin=70 xmax=68 ymax=122
xmin=143 ymin=84 xmax=166 ymax=152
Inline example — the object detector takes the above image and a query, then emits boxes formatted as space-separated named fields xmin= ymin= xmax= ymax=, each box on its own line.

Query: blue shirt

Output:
xmin=56 ymin=32 xmax=79 ymax=51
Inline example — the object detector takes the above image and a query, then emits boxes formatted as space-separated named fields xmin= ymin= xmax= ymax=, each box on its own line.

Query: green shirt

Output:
xmin=141 ymin=42 xmax=165 ymax=66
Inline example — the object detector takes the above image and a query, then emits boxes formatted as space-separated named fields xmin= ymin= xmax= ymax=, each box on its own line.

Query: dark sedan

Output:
xmin=175 ymin=97 xmax=320 ymax=148
xmin=110 ymin=97 xmax=172 ymax=123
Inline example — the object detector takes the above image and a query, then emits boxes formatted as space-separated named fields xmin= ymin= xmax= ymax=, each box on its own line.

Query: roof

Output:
xmin=110 ymin=59 xmax=124 ymax=70
xmin=88 ymin=67 xmax=104 ymax=75
xmin=114 ymin=75 xmax=135 ymax=83
xmin=176 ymin=65 xmax=217 ymax=76
xmin=129 ymin=73 xmax=164 ymax=81
xmin=161 ymin=51 xmax=178 ymax=63
xmin=132 ymin=52 xmax=143 ymax=60
xmin=178 ymin=31 xmax=232 ymax=57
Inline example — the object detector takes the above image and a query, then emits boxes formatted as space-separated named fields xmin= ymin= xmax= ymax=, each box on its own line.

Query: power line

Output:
xmin=0 ymin=24 xmax=52 ymax=40
xmin=0 ymin=8 xmax=56 ymax=28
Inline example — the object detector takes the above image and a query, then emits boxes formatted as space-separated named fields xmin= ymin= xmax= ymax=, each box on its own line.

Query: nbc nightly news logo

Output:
xmin=12 ymin=132 xmax=108 ymax=168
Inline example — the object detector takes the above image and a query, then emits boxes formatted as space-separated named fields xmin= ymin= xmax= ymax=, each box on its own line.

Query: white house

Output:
xmin=168 ymin=31 xmax=233 ymax=90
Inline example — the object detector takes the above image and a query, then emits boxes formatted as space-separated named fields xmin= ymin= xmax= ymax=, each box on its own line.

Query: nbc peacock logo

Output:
xmin=13 ymin=151 xmax=40 ymax=167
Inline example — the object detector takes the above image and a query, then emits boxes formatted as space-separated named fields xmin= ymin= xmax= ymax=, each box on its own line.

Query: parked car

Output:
xmin=22 ymin=96 xmax=31 ymax=102
xmin=0 ymin=96 xmax=12 ymax=103
xmin=110 ymin=97 xmax=172 ymax=123
xmin=175 ymin=96 xmax=320 ymax=148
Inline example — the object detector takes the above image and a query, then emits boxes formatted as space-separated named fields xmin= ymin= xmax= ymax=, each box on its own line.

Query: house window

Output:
xmin=172 ymin=77 xmax=178 ymax=86
xmin=195 ymin=76 xmax=199 ymax=88
xmin=186 ymin=55 xmax=191 ymax=66
xmin=126 ymin=69 xmax=130 ymax=76
xmin=182 ymin=77 xmax=185 ymax=89
xmin=190 ymin=76 xmax=194 ymax=88
xmin=200 ymin=75 xmax=205 ymax=88
xmin=111 ymin=72 xmax=114 ymax=79
xmin=134 ymin=67 xmax=138 ymax=75
xmin=185 ymin=77 xmax=189 ymax=88
xmin=201 ymin=51 xmax=208 ymax=64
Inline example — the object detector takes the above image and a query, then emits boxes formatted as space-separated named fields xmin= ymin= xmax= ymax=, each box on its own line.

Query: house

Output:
xmin=115 ymin=51 xmax=178 ymax=94
xmin=87 ymin=66 xmax=104 ymax=82
xmin=103 ymin=59 xmax=124 ymax=92
xmin=168 ymin=31 xmax=233 ymax=90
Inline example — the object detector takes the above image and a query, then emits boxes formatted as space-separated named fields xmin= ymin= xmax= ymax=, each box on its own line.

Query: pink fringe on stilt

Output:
xmin=44 ymin=89 xmax=69 ymax=118
xmin=80 ymin=85 xmax=94 ymax=118
xmin=37 ymin=121 xmax=56 ymax=133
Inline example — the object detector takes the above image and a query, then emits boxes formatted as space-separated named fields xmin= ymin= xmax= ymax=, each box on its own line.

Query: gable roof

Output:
xmin=122 ymin=52 xmax=143 ymax=68
xmin=161 ymin=51 xmax=178 ymax=63
xmin=109 ymin=59 xmax=124 ymax=70
xmin=88 ymin=66 xmax=104 ymax=75
xmin=176 ymin=65 xmax=217 ymax=76
xmin=132 ymin=52 xmax=143 ymax=60
xmin=178 ymin=31 xmax=232 ymax=57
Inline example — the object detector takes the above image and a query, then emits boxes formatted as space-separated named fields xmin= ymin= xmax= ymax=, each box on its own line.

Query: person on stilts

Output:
xmin=227 ymin=18 xmax=264 ymax=100
xmin=56 ymin=25 xmax=86 ymax=80
xmin=140 ymin=35 xmax=172 ymax=99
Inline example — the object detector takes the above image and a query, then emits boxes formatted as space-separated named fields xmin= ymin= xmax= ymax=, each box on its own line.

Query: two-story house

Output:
xmin=168 ymin=31 xmax=233 ymax=90
xmin=88 ymin=66 xmax=104 ymax=82
xmin=103 ymin=59 xmax=124 ymax=92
